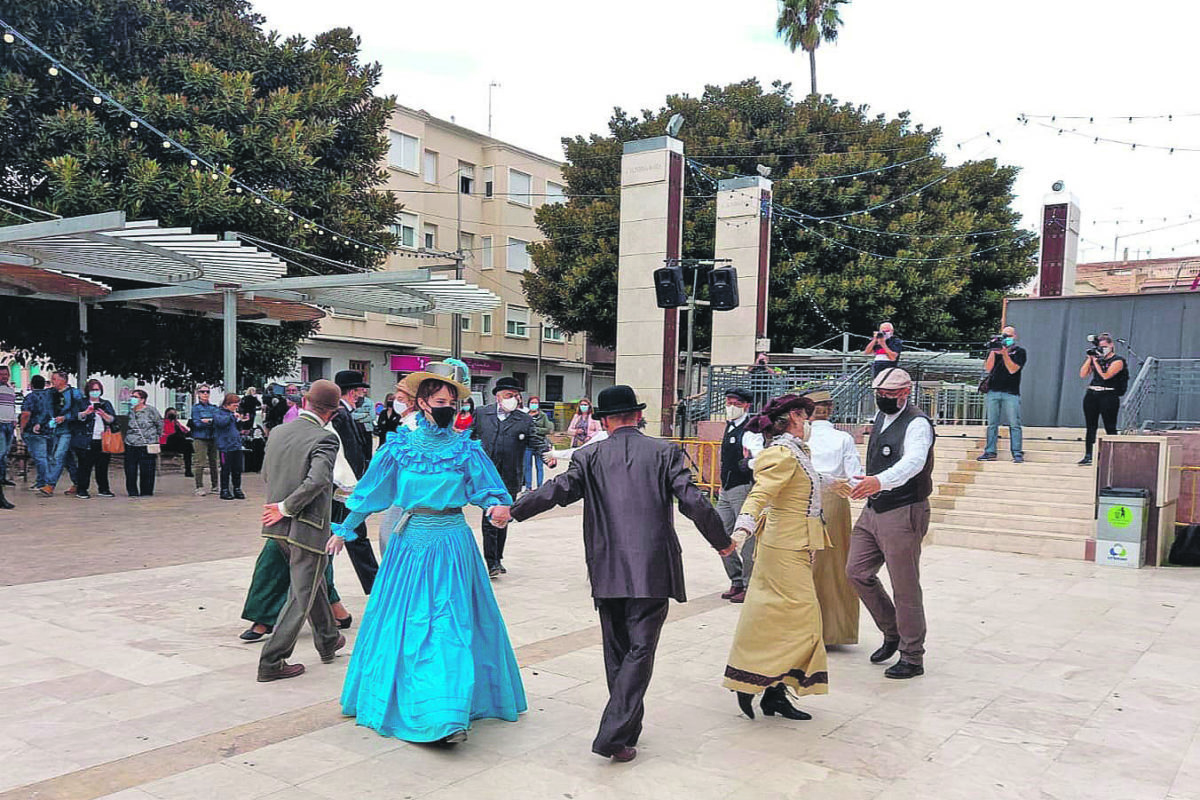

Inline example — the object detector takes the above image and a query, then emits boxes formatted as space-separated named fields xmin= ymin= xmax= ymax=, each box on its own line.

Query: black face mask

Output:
xmin=429 ymin=405 xmax=456 ymax=429
xmin=875 ymin=395 xmax=901 ymax=415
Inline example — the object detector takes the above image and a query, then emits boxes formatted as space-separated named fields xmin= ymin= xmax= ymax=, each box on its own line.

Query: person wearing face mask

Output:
xmin=1078 ymin=333 xmax=1127 ymax=466
xmin=329 ymin=359 xmax=525 ymax=745
xmin=847 ymin=368 xmax=935 ymax=680
xmin=454 ymin=396 xmax=476 ymax=432
xmin=470 ymin=376 xmax=556 ymax=578
xmin=124 ymin=389 xmax=164 ymax=498
xmin=568 ymin=398 xmax=601 ymax=448
xmin=724 ymin=394 xmax=831 ymax=722
xmin=330 ymin=370 xmax=379 ymax=594
xmin=977 ymin=325 xmax=1027 ymax=464
xmin=376 ymin=392 xmax=403 ymax=446
xmin=523 ymin=396 xmax=554 ymax=491
xmin=71 ymin=379 xmax=116 ymax=500
xmin=715 ymin=388 xmax=764 ymax=604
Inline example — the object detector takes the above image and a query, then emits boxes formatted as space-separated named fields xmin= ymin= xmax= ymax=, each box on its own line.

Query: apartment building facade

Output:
xmin=292 ymin=105 xmax=607 ymax=407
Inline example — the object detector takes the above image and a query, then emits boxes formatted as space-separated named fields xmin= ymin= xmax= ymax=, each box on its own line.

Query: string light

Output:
xmin=91 ymin=96 xmax=101 ymax=105
xmin=47 ymin=66 xmax=58 ymax=76
xmin=3 ymin=32 xmax=14 ymax=44
xmin=1019 ymin=116 xmax=1200 ymax=153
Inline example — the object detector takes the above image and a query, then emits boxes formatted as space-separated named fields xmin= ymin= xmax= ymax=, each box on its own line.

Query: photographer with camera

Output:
xmin=1077 ymin=333 xmax=1127 ymax=466
xmin=863 ymin=322 xmax=903 ymax=377
xmin=976 ymin=325 xmax=1026 ymax=463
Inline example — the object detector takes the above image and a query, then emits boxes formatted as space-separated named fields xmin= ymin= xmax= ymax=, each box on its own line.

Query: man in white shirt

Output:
xmin=715 ymin=388 xmax=764 ymax=603
xmin=804 ymin=390 xmax=862 ymax=645
xmin=847 ymin=368 xmax=934 ymax=679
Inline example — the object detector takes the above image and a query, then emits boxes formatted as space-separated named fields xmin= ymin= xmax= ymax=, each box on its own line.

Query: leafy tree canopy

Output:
xmin=525 ymin=79 xmax=1037 ymax=353
xmin=0 ymin=0 xmax=400 ymax=386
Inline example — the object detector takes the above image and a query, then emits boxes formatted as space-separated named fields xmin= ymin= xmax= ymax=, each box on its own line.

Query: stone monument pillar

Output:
xmin=712 ymin=176 xmax=773 ymax=365
xmin=615 ymin=136 xmax=685 ymax=435
xmin=1038 ymin=187 xmax=1081 ymax=297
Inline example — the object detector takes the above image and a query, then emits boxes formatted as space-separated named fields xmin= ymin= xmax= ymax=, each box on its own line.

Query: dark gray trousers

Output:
xmin=592 ymin=597 xmax=670 ymax=756
xmin=259 ymin=541 xmax=340 ymax=673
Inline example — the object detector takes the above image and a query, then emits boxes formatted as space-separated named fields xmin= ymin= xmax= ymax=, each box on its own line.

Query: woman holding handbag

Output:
xmin=73 ymin=379 xmax=117 ymax=499
xmin=214 ymin=392 xmax=248 ymax=500
xmin=124 ymin=389 xmax=164 ymax=498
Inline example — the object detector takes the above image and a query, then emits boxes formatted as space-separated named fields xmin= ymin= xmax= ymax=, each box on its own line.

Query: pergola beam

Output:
xmin=0 ymin=212 xmax=127 ymax=243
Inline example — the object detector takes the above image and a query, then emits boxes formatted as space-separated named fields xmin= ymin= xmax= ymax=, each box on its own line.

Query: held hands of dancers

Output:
xmin=487 ymin=505 xmax=512 ymax=527
xmin=730 ymin=512 xmax=756 ymax=550
xmin=849 ymin=475 xmax=882 ymax=500
xmin=541 ymin=453 xmax=558 ymax=468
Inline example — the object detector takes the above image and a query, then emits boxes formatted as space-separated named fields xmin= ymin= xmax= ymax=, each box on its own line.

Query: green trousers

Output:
xmin=241 ymin=538 xmax=341 ymax=626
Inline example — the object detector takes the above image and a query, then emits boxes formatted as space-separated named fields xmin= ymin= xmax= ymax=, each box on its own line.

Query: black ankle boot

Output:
xmin=0 ymin=485 xmax=13 ymax=510
xmin=736 ymin=691 xmax=756 ymax=720
xmin=760 ymin=685 xmax=812 ymax=720
xmin=233 ymin=488 xmax=245 ymax=500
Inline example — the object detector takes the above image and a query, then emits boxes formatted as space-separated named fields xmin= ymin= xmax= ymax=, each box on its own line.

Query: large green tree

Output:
xmin=524 ymin=80 xmax=1037 ymax=353
xmin=0 ymin=0 xmax=400 ymax=385
xmin=776 ymin=0 xmax=848 ymax=97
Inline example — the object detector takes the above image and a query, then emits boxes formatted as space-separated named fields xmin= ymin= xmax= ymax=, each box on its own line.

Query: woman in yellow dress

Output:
xmin=722 ymin=393 xmax=832 ymax=720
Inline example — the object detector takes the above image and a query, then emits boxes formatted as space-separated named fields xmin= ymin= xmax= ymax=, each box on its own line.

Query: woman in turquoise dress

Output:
xmin=330 ymin=360 xmax=526 ymax=745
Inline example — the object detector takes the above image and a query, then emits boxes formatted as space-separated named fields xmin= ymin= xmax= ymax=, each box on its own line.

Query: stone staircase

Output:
xmin=853 ymin=426 xmax=1097 ymax=560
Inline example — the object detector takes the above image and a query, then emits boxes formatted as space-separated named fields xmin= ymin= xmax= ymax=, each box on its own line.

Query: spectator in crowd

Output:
xmin=20 ymin=374 xmax=52 ymax=491
xmin=282 ymin=388 xmax=302 ymax=425
xmin=41 ymin=371 xmax=83 ymax=497
xmin=524 ymin=396 xmax=554 ymax=492
xmin=124 ymin=389 xmax=164 ymax=498
xmin=0 ymin=364 xmax=16 ymax=489
xmin=454 ymin=397 xmax=476 ymax=432
xmin=161 ymin=408 xmax=193 ymax=477
xmin=352 ymin=390 xmax=375 ymax=460
xmin=261 ymin=385 xmax=292 ymax=433
xmin=568 ymin=398 xmax=600 ymax=448
xmin=72 ymin=379 xmax=116 ymax=500
xmin=215 ymin=392 xmax=248 ymax=500
xmin=238 ymin=387 xmax=262 ymax=432
xmin=375 ymin=392 xmax=403 ymax=446
xmin=190 ymin=385 xmax=220 ymax=496
xmin=977 ymin=325 xmax=1027 ymax=464
xmin=864 ymin=322 xmax=903 ymax=378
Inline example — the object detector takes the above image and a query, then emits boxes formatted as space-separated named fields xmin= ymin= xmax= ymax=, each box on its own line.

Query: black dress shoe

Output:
xmin=438 ymin=730 xmax=468 ymax=745
xmin=239 ymin=625 xmax=273 ymax=641
xmin=869 ymin=638 xmax=901 ymax=664
xmin=336 ymin=613 xmax=353 ymax=630
xmin=220 ymin=490 xmax=234 ymax=500
xmin=760 ymin=684 xmax=812 ymax=720
xmin=736 ymin=691 xmax=756 ymax=719
xmin=488 ymin=565 xmax=501 ymax=579
xmin=884 ymin=660 xmax=925 ymax=680
xmin=609 ymin=746 xmax=637 ymax=763
xmin=0 ymin=478 xmax=15 ymax=486
xmin=319 ymin=634 xmax=347 ymax=664
xmin=498 ymin=562 xmax=507 ymax=574
xmin=0 ymin=487 xmax=13 ymax=510
xmin=1077 ymin=455 xmax=1093 ymax=466
xmin=233 ymin=488 xmax=246 ymax=500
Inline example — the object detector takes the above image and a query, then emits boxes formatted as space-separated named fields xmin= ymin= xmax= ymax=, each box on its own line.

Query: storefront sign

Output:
xmin=388 ymin=354 xmax=502 ymax=373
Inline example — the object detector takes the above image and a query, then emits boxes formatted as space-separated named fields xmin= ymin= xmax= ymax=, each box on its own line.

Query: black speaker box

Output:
xmin=653 ymin=265 xmax=687 ymax=308
xmin=708 ymin=265 xmax=739 ymax=310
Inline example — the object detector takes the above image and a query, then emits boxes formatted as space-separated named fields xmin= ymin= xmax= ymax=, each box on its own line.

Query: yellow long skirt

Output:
xmin=812 ymin=490 xmax=861 ymax=646
xmin=722 ymin=542 xmax=829 ymax=696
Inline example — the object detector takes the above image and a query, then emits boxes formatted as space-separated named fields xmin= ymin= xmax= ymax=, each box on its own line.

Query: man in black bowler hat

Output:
xmin=330 ymin=369 xmax=378 ymax=594
xmin=470 ymin=375 xmax=554 ymax=577
xmin=510 ymin=385 xmax=735 ymax=763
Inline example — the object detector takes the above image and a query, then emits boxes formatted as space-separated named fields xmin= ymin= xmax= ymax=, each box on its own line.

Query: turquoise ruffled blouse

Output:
xmin=332 ymin=415 xmax=512 ymax=540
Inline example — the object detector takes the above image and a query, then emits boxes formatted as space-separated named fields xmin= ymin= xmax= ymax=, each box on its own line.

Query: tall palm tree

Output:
xmin=776 ymin=0 xmax=847 ymax=97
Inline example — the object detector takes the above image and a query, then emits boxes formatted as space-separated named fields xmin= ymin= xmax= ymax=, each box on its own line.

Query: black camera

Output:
xmin=1085 ymin=334 xmax=1104 ymax=358
xmin=986 ymin=335 xmax=1006 ymax=351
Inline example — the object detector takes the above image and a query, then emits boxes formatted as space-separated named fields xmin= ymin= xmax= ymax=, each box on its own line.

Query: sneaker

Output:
xmin=488 ymin=565 xmax=501 ymax=579
xmin=64 ymin=485 xmax=77 ymax=496
xmin=38 ymin=486 xmax=53 ymax=497
xmin=97 ymin=491 xmax=115 ymax=498
xmin=194 ymin=487 xmax=208 ymax=497
xmin=1077 ymin=455 xmax=1093 ymax=466
xmin=975 ymin=453 xmax=997 ymax=462
xmin=29 ymin=485 xmax=44 ymax=492
xmin=76 ymin=492 xmax=91 ymax=499
xmin=1013 ymin=454 xmax=1024 ymax=464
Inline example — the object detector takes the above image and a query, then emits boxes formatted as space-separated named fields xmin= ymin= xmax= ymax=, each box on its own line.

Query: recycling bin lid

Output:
xmin=1099 ymin=487 xmax=1151 ymax=499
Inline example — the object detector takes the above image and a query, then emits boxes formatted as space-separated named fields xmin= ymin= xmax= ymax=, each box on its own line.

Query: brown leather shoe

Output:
xmin=610 ymin=746 xmax=637 ymax=763
xmin=728 ymin=588 xmax=747 ymax=603
xmin=319 ymin=634 xmax=347 ymax=664
xmin=257 ymin=662 xmax=305 ymax=682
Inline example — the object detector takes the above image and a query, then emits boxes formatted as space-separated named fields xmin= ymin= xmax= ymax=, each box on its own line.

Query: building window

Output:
xmin=423 ymin=150 xmax=438 ymax=183
xmin=459 ymin=232 xmax=474 ymax=258
xmin=544 ymin=375 xmax=564 ymax=402
xmin=388 ymin=131 xmax=419 ymax=172
xmin=386 ymin=314 xmax=420 ymax=327
xmin=481 ymin=236 xmax=493 ymax=269
xmin=481 ymin=313 xmax=493 ymax=335
xmin=545 ymin=181 xmax=566 ymax=205
xmin=391 ymin=212 xmax=418 ymax=249
xmin=459 ymin=162 xmax=475 ymax=194
xmin=482 ymin=166 xmax=494 ymax=198
xmin=512 ymin=371 xmax=529 ymax=391
xmin=542 ymin=324 xmax=565 ymax=342
xmin=509 ymin=169 xmax=532 ymax=206
xmin=506 ymin=304 xmax=529 ymax=338
xmin=507 ymin=237 xmax=530 ymax=272
xmin=423 ymin=223 xmax=438 ymax=250
xmin=460 ymin=316 xmax=472 ymax=331
xmin=348 ymin=360 xmax=371 ymax=386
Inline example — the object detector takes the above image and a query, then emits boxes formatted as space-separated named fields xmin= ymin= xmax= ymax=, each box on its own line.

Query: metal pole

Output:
xmin=683 ymin=268 xmax=699 ymax=438
xmin=223 ymin=289 xmax=237 ymax=392
xmin=452 ymin=167 xmax=463 ymax=359
xmin=535 ymin=323 xmax=544 ymax=397
xmin=77 ymin=299 xmax=89 ymax=381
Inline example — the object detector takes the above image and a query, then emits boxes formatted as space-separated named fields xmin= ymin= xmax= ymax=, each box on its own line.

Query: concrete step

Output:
xmin=938 ymin=436 xmax=1087 ymax=453
xmin=950 ymin=460 xmax=1096 ymax=477
xmin=931 ymin=495 xmax=1094 ymax=519
xmin=937 ymin=425 xmax=1086 ymax=439
xmin=944 ymin=470 xmax=1096 ymax=491
xmin=940 ymin=482 xmax=1096 ymax=503
xmin=928 ymin=522 xmax=1089 ymax=560
xmin=931 ymin=508 xmax=1094 ymax=536
xmin=960 ymin=448 xmax=1088 ymax=465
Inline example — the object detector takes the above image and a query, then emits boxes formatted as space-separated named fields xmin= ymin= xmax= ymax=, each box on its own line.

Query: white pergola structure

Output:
xmin=0 ymin=212 xmax=499 ymax=389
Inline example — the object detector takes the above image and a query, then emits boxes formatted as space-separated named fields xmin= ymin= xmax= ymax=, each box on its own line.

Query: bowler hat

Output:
xmin=724 ymin=387 xmax=754 ymax=404
xmin=334 ymin=370 xmax=370 ymax=391
xmin=492 ymin=376 xmax=524 ymax=394
xmin=593 ymin=385 xmax=646 ymax=418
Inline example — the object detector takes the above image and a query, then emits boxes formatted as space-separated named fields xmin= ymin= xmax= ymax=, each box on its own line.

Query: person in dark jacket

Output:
xmin=214 ymin=392 xmax=247 ymax=500
xmin=71 ymin=378 xmax=116 ymax=499
xmin=189 ymin=385 xmax=220 ymax=496
xmin=511 ymin=385 xmax=735 ymax=763
xmin=470 ymin=376 xmax=555 ymax=578
xmin=330 ymin=370 xmax=378 ymax=594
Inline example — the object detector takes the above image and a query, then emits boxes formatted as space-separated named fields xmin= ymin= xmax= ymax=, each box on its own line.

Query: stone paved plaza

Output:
xmin=3 ymin=471 xmax=1200 ymax=799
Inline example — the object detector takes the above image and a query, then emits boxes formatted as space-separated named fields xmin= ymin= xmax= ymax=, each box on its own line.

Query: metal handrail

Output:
xmin=1118 ymin=357 xmax=1200 ymax=432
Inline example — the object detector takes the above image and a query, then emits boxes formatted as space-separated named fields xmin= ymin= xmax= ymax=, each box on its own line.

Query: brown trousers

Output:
xmin=846 ymin=500 xmax=930 ymax=665
xmin=259 ymin=541 xmax=340 ymax=674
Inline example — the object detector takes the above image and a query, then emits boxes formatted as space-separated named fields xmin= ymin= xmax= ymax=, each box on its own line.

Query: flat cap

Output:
xmin=871 ymin=367 xmax=912 ymax=390
xmin=724 ymin=387 xmax=754 ymax=403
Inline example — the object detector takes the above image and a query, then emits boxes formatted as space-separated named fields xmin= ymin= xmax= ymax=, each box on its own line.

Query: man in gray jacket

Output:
xmin=256 ymin=380 xmax=346 ymax=682
xmin=511 ymin=385 xmax=735 ymax=763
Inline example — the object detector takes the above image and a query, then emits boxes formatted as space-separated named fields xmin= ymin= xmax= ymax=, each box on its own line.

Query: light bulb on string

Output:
xmin=91 ymin=96 xmax=101 ymax=105
xmin=189 ymin=159 xmax=198 ymax=167
xmin=162 ymin=141 xmax=171 ymax=149
xmin=210 ymin=173 xmax=219 ymax=181
xmin=253 ymin=197 xmax=261 ymax=204
xmin=129 ymin=120 xmax=138 ymax=129
xmin=48 ymin=66 xmax=59 ymax=77
xmin=3 ymin=33 xmax=14 ymax=44
xmin=234 ymin=187 xmax=242 ymax=194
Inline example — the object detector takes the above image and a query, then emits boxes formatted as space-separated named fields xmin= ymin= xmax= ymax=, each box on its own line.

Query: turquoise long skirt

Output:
xmin=340 ymin=512 xmax=527 ymax=741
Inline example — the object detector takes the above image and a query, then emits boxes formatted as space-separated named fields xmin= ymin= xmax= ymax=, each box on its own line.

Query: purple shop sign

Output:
xmin=388 ymin=354 xmax=502 ymax=373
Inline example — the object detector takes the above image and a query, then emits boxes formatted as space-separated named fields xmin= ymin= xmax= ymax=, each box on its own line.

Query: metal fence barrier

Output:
xmin=1119 ymin=357 xmax=1200 ymax=432
xmin=669 ymin=439 xmax=720 ymax=498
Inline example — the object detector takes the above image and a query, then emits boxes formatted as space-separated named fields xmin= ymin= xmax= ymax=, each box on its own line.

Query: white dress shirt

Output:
xmin=728 ymin=414 xmax=765 ymax=469
xmin=807 ymin=420 xmax=862 ymax=480
xmin=278 ymin=410 xmax=356 ymax=516
xmin=873 ymin=404 xmax=933 ymax=492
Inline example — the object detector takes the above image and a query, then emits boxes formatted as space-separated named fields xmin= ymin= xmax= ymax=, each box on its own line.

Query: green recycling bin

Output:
xmin=1095 ymin=487 xmax=1150 ymax=568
